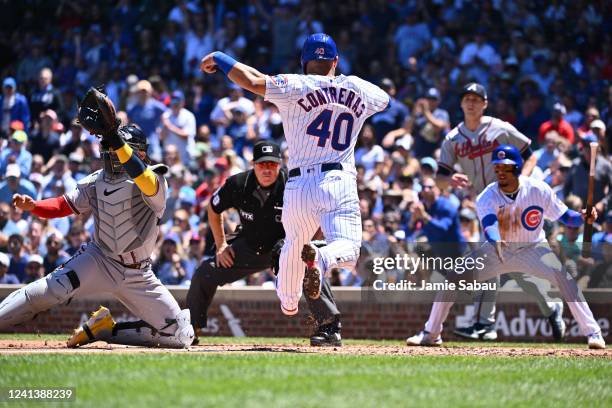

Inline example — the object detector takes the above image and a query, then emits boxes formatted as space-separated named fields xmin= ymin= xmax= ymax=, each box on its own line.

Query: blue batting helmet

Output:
xmin=301 ymin=33 xmax=338 ymax=73
xmin=491 ymin=144 xmax=523 ymax=174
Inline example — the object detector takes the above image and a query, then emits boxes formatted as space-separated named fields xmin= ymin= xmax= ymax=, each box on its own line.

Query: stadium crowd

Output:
xmin=0 ymin=0 xmax=611 ymax=289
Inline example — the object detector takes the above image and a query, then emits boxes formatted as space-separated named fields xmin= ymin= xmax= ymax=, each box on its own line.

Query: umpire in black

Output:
xmin=187 ymin=141 xmax=342 ymax=346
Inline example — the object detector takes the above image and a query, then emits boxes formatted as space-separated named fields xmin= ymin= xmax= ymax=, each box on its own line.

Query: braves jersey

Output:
xmin=476 ymin=176 xmax=567 ymax=242
xmin=439 ymin=116 xmax=531 ymax=193
xmin=64 ymin=167 xmax=167 ymax=263
xmin=264 ymin=74 xmax=389 ymax=169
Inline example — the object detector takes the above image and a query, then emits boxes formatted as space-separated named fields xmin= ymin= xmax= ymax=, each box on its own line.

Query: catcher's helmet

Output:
xmin=491 ymin=144 xmax=522 ymax=175
xmin=103 ymin=125 xmax=149 ymax=175
xmin=301 ymin=33 xmax=338 ymax=74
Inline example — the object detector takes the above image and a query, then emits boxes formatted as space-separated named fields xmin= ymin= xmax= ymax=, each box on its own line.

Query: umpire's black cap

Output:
xmin=253 ymin=141 xmax=282 ymax=164
xmin=460 ymin=82 xmax=487 ymax=101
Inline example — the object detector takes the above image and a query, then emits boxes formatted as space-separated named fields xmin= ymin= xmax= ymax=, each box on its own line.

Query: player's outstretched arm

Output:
xmin=200 ymin=52 xmax=267 ymax=97
xmin=13 ymin=194 xmax=74 ymax=219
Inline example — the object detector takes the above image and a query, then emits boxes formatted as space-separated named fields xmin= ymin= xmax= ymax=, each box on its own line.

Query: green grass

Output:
xmin=0 ymin=336 xmax=611 ymax=408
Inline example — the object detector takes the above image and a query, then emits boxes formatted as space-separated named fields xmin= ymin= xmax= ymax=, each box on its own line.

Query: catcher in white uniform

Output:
xmin=407 ymin=144 xmax=605 ymax=349
xmin=0 ymin=88 xmax=194 ymax=348
xmin=200 ymin=33 xmax=390 ymax=315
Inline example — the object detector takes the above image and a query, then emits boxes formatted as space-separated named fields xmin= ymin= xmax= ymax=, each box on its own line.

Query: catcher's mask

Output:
xmin=102 ymin=125 xmax=150 ymax=174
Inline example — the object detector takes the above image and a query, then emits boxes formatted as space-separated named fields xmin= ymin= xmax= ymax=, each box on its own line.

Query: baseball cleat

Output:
xmin=453 ymin=324 xmax=480 ymax=340
xmin=67 ymin=306 xmax=115 ymax=348
xmin=301 ymin=244 xmax=322 ymax=300
xmin=454 ymin=323 xmax=497 ymax=340
xmin=406 ymin=330 xmax=442 ymax=346
xmin=479 ymin=323 xmax=498 ymax=341
xmin=310 ymin=319 xmax=342 ymax=347
xmin=547 ymin=302 xmax=566 ymax=341
xmin=311 ymin=331 xmax=342 ymax=347
xmin=587 ymin=332 xmax=606 ymax=350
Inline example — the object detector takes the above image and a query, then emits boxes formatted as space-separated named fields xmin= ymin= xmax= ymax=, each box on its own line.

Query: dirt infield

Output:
xmin=1 ymin=339 xmax=610 ymax=358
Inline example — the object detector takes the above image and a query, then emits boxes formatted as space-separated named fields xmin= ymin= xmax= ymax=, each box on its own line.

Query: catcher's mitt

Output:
xmin=77 ymin=86 xmax=120 ymax=137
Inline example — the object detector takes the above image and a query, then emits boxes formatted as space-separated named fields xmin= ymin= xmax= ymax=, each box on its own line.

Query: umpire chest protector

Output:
xmin=213 ymin=169 xmax=286 ymax=253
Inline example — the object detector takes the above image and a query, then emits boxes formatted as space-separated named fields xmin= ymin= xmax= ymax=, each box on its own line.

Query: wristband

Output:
xmin=212 ymin=52 xmax=237 ymax=75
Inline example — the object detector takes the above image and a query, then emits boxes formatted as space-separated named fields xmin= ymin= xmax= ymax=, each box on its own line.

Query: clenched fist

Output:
xmin=200 ymin=52 xmax=218 ymax=74
xmin=12 ymin=194 xmax=35 ymax=211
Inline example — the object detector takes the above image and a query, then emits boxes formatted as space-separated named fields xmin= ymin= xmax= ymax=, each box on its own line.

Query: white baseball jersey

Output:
xmin=425 ymin=175 xmax=602 ymax=338
xmin=439 ymin=116 xmax=531 ymax=193
xmin=476 ymin=176 xmax=567 ymax=242
xmin=264 ymin=74 xmax=390 ymax=169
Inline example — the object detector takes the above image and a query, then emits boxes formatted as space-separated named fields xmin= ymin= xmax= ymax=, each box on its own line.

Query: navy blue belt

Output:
xmin=288 ymin=163 xmax=343 ymax=178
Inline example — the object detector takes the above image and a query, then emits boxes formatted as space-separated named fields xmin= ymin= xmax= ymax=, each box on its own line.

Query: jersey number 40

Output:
xmin=306 ymin=109 xmax=353 ymax=151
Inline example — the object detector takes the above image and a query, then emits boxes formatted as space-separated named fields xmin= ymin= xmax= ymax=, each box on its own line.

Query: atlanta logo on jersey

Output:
xmin=521 ymin=206 xmax=543 ymax=231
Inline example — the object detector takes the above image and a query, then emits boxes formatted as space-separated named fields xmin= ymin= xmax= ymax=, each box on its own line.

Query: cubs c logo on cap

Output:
xmin=497 ymin=151 xmax=506 ymax=160
xmin=521 ymin=206 xmax=543 ymax=231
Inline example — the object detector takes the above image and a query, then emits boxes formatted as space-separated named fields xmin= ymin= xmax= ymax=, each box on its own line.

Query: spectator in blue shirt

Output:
xmin=43 ymin=232 xmax=69 ymax=276
xmin=394 ymin=11 xmax=431 ymax=67
xmin=23 ymin=254 xmax=45 ymax=284
xmin=40 ymin=155 xmax=76 ymax=200
xmin=533 ymin=131 xmax=561 ymax=171
xmin=371 ymin=78 xmax=409 ymax=144
xmin=0 ymin=252 xmax=19 ymax=284
xmin=408 ymin=88 xmax=450 ymax=158
xmin=7 ymin=234 xmax=27 ymax=282
xmin=1 ymin=77 xmax=30 ymax=137
xmin=127 ymin=80 xmax=167 ymax=162
xmin=0 ymin=164 xmax=37 ymax=205
xmin=0 ymin=130 xmax=33 ymax=177
xmin=29 ymin=68 xmax=63 ymax=125
xmin=410 ymin=176 xmax=465 ymax=258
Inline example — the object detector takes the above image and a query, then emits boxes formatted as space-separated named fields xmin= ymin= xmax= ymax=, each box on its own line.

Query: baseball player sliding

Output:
xmin=0 ymin=88 xmax=194 ymax=348
xmin=407 ymin=144 xmax=606 ymax=349
xmin=200 ymin=33 xmax=389 ymax=315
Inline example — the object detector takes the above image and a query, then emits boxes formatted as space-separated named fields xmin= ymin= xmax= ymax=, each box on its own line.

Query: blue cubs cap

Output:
xmin=491 ymin=144 xmax=523 ymax=172
xmin=301 ymin=33 xmax=338 ymax=73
